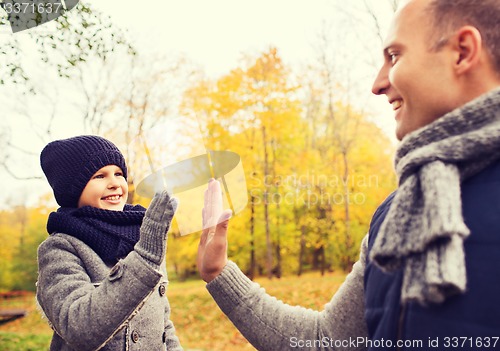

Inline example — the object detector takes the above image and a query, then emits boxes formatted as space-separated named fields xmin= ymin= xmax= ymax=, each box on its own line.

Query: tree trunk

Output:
xmin=341 ymin=149 xmax=352 ymax=270
xmin=272 ymin=138 xmax=281 ymax=279
xmin=274 ymin=204 xmax=282 ymax=279
xmin=262 ymin=126 xmax=273 ymax=279
xmin=249 ymin=195 xmax=256 ymax=280
xmin=298 ymin=224 xmax=306 ymax=276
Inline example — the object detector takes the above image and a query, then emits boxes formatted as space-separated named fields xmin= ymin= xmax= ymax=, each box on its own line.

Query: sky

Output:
xmin=0 ymin=0 xmax=398 ymax=207
xmin=90 ymin=0 xmax=391 ymax=78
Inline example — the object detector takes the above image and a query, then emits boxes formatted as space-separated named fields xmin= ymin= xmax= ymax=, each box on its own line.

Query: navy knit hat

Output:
xmin=40 ymin=135 xmax=128 ymax=208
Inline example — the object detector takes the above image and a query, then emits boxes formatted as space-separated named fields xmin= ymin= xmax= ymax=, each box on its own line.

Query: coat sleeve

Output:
xmin=206 ymin=235 xmax=369 ymax=351
xmin=37 ymin=234 xmax=163 ymax=351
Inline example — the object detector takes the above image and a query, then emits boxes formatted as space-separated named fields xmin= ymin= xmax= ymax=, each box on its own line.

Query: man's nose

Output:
xmin=371 ymin=65 xmax=390 ymax=95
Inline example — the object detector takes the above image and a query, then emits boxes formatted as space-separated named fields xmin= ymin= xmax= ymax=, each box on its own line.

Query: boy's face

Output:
xmin=78 ymin=165 xmax=128 ymax=211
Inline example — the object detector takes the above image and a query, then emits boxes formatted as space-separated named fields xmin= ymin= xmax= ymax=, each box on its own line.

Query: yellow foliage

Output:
xmin=178 ymin=47 xmax=396 ymax=276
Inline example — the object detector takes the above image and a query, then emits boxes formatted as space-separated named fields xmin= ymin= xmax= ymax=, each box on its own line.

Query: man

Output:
xmin=197 ymin=0 xmax=500 ymax=350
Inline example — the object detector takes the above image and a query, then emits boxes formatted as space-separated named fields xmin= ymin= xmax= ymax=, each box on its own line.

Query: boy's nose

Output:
xmin=108 ymin=178 xmax=120 ymax=189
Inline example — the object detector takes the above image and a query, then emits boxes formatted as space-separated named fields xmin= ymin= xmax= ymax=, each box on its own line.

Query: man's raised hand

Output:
xmin=197 ymin=179 xmax=232 ymax=283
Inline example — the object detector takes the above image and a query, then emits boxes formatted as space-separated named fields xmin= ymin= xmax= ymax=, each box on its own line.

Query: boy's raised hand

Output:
xmin=136 ymin=190 xmax=178 ymax=268
xmin=197 ymin=179 xmax=232 ymax=283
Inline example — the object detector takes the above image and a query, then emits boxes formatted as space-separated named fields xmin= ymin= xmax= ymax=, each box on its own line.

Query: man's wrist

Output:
xmin=202 ymin=260 xmax=228 ymax=283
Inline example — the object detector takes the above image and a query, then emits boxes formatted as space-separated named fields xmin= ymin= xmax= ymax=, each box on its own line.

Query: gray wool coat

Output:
xmin=37 ymin=234 xmax=182 ymax=351
xmin=37 ymin=193 xmax=183 ymax=351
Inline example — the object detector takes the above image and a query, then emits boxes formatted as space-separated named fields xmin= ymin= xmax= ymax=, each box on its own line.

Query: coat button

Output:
xmin=162 ymin=331 xmax=167 ymax=343
xmin=108 ymin=263 xmax=123 ymax=282
xmin=131 ymin=330 xmax=140 ymax=343
xmin=158 ymin=284 xmax=166 ymax=296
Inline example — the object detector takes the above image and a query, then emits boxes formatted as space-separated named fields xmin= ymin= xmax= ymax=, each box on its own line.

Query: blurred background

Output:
xmin=0 ymin=1 xmax=399 ymax=350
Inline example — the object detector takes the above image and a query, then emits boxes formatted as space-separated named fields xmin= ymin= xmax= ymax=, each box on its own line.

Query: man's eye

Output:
xmin=389 ymin=53 xmax=399 ymax=64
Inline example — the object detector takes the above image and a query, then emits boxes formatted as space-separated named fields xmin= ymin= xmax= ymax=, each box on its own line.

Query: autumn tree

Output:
xmin=0 ymin=1 xmax=135 ymax=184
xmin=0 ymin=202 xmax=47 ymax=291
xmin=182 ymin=47 xmax=305 ymax=279
xmin=182 ymin=47 xmax=395 ymax=279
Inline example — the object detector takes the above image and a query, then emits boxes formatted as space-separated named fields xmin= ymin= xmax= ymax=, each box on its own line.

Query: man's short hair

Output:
xmin=427 ymin=0 xmax=500 ymax=74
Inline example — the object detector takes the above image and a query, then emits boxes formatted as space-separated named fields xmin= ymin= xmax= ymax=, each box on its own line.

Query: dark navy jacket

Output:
xmin=364 ymin=160 xmax=500 ymax=350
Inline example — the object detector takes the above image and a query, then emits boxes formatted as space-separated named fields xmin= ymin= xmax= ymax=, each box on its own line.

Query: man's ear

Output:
xmin=452 ymin=25 xmax=483 ymax=75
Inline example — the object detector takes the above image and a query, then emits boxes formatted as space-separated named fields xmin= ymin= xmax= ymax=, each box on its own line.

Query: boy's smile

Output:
xmin=78 ymin=165 xmax=128 ymax=211
xmin=101 ymin=194 xmax=124 ymax=205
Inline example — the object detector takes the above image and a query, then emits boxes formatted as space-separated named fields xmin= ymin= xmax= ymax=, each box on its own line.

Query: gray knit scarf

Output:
xmin=370 ymin=87 xmax=500 ymax=306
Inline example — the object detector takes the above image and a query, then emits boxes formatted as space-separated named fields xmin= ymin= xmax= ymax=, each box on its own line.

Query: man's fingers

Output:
xmin=199 ymin=228 xmax=208 ymax=247
xmin=197 ymin=227 xmax=210 ymax=273
xmin=202 ymin=179 xmax=224 ymax=230
xmin=216 ymin=209 xmax=232 ymax=232
xmin=198 ymin=179 xmax=232 ymax=282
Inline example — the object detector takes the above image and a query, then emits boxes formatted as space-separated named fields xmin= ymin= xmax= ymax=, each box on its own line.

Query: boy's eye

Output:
xmin=94 ymin=174 xmax=104 ymax=179
xmin=115 ymin=172 xmax=124 ymax=177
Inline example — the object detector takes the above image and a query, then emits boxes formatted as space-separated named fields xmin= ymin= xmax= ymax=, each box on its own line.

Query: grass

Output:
xmin=0 ymin=333 xmax=51 ymax=351
xmin=0 ymin=270 xmax=346 ymax=351
xmin=0 ymin=293 xmax=53 ymax=351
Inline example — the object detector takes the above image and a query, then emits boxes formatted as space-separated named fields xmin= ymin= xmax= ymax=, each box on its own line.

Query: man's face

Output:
xmin=372 ymin=0 xmax=460 ymax=140
xmin=78 ymin=165 xmax=128 ymax=211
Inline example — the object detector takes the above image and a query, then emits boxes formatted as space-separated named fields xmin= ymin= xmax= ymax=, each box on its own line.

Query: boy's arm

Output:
xmin=206 ymin=236 xmax=369 ymax=351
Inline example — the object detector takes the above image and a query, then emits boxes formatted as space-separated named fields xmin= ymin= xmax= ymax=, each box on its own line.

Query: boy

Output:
xmin=37 ymin=135 xmax=183 ymax=351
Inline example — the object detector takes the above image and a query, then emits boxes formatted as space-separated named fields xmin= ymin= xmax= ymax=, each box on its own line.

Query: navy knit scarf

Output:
xmin=47 ymin=204 xmax=146 ymax=263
